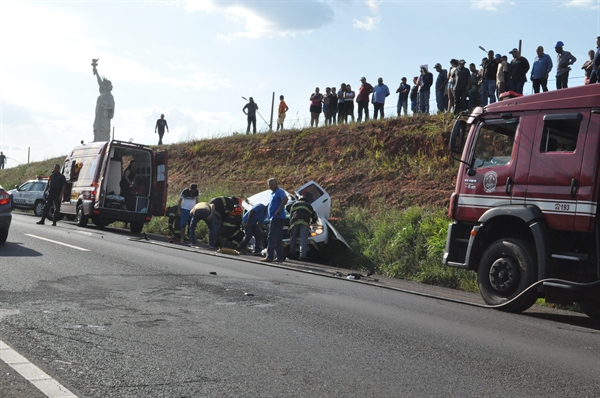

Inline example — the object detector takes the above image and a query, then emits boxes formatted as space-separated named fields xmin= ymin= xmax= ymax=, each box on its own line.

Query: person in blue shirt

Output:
xmin=237 ymin=202 xmax=267 ymax=254
xmin=262 ymin=178 xmax=288 ymax=262
xmin=531 ymin=46 xmax=553 ymax=93
xmin=372 ymin=77 xmax=390 ymax=120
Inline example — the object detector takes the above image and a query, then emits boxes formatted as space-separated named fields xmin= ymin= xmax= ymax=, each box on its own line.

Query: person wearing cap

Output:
xmin=395 ymin=77 xmax=411 ymax=117
xmin=155 ymin=114 xmax=169 ymax=145
xmin=495 ymin=53 xmax=509 ymax=97
xmin=356 ymin=77 xmax=373 ymax=122
xmin=372 ymin=77 xmax=390 ymax=119
xmin=286 ymin=195 xmax=317 ymax=260
xmin=508 ymin=48 xmax=530 ymax=94
xmin=480 ymin=50 xmax=497 ymax=107
xmin=434 ymin=63 xmax=448 ymax=113
xmin=453 ymin=60 xmax=471 ymax=114
xmin=531 ymin=46 xmax=553 ymax=93
xmin=555 ymin=41 xmax=577 ymax=89
xmin=178 ymin=183 xmax=199 ymax=243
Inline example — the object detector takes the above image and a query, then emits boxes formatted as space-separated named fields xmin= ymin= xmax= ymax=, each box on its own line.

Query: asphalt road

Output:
xmin=1 ymin=212 xmax=599 ymax=398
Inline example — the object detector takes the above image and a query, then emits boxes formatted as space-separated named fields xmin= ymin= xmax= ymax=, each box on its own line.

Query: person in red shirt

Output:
xmin=356 ymin=77 xmax=373 ymax=122
xmin=276 ymin=95 xmax=289 ymax=132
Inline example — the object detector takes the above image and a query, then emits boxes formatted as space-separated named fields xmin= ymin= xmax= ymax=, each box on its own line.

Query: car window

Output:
xmin=20 ymin=182 xmax=33 ymax=191
xmin=31 ymin=182 xmax=45 ymax=192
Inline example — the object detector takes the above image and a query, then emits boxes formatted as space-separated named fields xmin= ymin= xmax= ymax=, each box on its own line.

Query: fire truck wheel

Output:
xmin=478 ymin=238 xmax=538 ymax=313
xmin=76 ymin=204 xmax=88 ymax=227
xmin=579 ymin=295 xmax=600 ymax=321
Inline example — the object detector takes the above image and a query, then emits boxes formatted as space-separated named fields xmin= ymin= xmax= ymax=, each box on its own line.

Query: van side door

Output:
xmin=150 ymin=149 xmax=168 ymax=216
xmin=524 ymin=111 xmax=589 ymax=231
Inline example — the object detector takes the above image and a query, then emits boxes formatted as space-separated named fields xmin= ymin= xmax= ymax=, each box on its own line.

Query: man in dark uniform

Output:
xmin=155 ymin=114 xmax=169 ymax=145
xmin=208 ymin=196 xmax=240 ymax=249
xmin=287 ymin=196 xmax=317 ymax=260
xmin=37 ymin=164 xmax=67 ymax=226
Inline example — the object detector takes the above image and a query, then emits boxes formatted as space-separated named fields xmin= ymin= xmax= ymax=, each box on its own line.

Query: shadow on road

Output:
xmin=0 ymin=242 xmax=43 ymax=257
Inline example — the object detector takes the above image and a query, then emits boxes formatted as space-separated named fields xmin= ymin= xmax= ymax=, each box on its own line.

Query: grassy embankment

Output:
xmin=0 ymin=114 xmax=477 ymax=293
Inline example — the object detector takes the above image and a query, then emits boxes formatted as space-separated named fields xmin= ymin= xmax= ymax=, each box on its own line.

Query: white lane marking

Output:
xmin=0 ymin=340 xmax=78 ymax=398
xmin=25 ymin=234 xmax=90 ymax=252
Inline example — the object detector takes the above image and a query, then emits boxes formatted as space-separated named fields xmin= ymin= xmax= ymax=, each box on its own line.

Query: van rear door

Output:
xmin=524 ymin=111 xmax=589 ymax=231
xmin=150 ymin=149 xmax=168 ymax=216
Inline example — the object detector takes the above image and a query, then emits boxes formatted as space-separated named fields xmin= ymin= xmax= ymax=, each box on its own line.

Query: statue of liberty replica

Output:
xmin=91 ymin=59 xmax=115 ymax=142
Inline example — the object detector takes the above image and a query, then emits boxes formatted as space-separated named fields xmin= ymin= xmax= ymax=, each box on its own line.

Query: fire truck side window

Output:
xmin=540 ymin=116 xmax=581 ymax=153
xmin=472 ymin=120 xmax=518 ymax=170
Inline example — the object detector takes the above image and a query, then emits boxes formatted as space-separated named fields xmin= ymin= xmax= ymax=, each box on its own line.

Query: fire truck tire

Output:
xmin=76 ymin=204 xmax=88 ymax=227
xmin=579 ymin=295 xmax=600 ymax=321
xmin=34 ymin=200 xmax=45 ymax=217
xmin=478 ymin=238 xmax=538 ymax=313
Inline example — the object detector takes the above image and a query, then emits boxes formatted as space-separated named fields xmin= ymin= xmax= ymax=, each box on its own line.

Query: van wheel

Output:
xmin=65 ymin=215 xmax=76 ymax=221
xmin=76 ymin=204 xmax=88 ymax=227
xmin=130 ymin=222 xmax=143 ymax=234
xmin=478 ymin=238 xmax=538 ymax=313
xmin=34 ymin=200 xmax=45 ymax=217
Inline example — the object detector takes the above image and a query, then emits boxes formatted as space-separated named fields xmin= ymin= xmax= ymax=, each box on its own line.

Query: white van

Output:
xmin=58 ymin=140 xmax=168 ymax=233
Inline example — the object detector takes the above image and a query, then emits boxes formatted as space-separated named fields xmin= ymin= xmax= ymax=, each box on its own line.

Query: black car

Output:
xmin=0 ymin=185 xmax=12 ymax=244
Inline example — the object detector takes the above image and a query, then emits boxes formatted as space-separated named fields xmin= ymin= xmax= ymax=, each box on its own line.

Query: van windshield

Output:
xmin=472 ymin=119 xmax=518 ymax=170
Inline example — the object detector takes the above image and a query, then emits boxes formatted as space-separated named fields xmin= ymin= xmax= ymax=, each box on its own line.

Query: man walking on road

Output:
xmin=262 ymin=178 xmax=288 ymax=263
xmin=37 ymin=164 xmax=66 ymax=226
xmin=155 ymin=114 xmax=169 ymax=145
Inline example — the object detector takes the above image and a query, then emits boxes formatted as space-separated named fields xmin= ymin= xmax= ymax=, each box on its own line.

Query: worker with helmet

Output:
xmin=287 ymin=195 xmax=317 ymax=261
xmin=555 ymin=40 xmax=577 ymax=89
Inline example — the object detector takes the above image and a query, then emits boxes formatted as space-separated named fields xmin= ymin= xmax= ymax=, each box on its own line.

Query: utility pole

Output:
xmin=269 ymin=92 xmax=275 ymax=132
xmin=28 ymin=147 xmax=30 ymax=164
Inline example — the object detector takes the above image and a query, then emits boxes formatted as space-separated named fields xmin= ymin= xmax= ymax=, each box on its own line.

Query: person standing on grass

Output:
xmin=396 ymin=77 xmax=410 ymax=117
xmin=261 ymin=178 xmax=288 ymax=263
xmin=309 ymin=88 xmax=323 ymax=127
xmin=276 ymin=95 xmax=289 ymax=131
xmin=155 ymin=114 xmax=169 ymax=145
xmin=344 ymin=84 xmax=355 ymax=123
xmin=243 ymin=97 xmax=259 ymax=134
xmin=555 ymin=41 xmax=577 ymax=89
xmin=372 ymin=77 xmax=390 ymax=119
xmin=0 ymin=152 xmax=6 ymax=169
xmin=356 ymin=77 xmax=373 ymax=122
xmin=530 ymin=46 xmax=553 ymax=93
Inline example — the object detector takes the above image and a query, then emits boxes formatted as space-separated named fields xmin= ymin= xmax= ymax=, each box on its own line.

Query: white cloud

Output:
xmin=184 ymin=0 xmax=335 ymax=38
xmin=471 ymin=0 xmax=506 ymax=11
xmin=564 ymin=0 xmax=599 ymax=9
xmin=353 ymin=0 xmax=382 ymax=31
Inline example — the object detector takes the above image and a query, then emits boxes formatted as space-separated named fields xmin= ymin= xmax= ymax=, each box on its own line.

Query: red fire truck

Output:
xmin=444 ymin=85 xmax=600 ymax=319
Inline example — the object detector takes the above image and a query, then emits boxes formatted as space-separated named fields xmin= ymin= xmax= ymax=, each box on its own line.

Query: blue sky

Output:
xmin=1 ymin=0 xmax=599 ymax=167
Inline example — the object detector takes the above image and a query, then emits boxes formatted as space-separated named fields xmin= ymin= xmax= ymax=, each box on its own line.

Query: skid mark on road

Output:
xmin=25 ymin=234 xmax=89 ymax=252
xmin=0 ymin=340 xmax=77 ymax=398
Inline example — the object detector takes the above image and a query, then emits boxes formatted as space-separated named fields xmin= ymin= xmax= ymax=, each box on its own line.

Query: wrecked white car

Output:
xmin=242 ymin=180 xmax=352 ymax=258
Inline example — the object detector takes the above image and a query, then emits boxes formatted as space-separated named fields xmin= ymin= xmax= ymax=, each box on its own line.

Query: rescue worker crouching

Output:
xmin=208 ymin=196 xmax=241 ymax=249
xmin=287 ymin=195 xmax=317 ymax=260
xmin=236 ymin=202 xmax=268 ymax=254
xmin=188 ymin=201 xmax=212 ymax=246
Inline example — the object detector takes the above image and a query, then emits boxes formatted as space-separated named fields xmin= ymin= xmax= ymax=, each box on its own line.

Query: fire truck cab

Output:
xmin=444 ymin=84 xmax=600 ymax=319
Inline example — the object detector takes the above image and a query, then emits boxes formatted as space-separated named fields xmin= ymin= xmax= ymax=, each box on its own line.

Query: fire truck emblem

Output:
xmin=483 ymin=171 xmax=498 ymax=192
